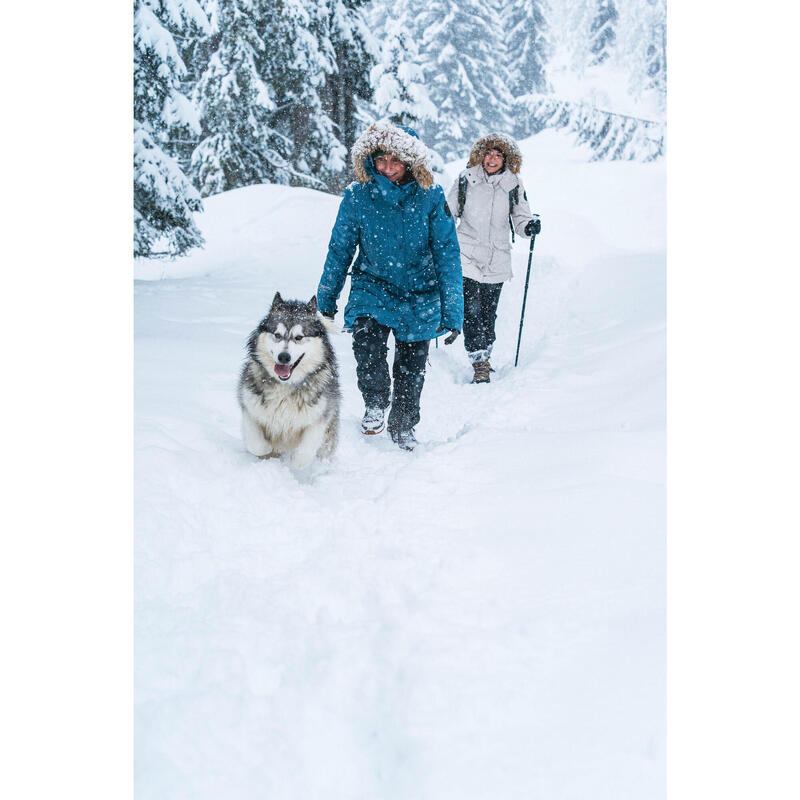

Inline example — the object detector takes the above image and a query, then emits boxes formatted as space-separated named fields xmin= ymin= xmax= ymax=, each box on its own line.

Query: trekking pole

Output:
xmin=514 ymin=232 xmax=537 ymax=367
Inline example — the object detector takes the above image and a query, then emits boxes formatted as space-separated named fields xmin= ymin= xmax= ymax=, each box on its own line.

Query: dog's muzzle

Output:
xmin=274 ymin=352 xmax=304 ymax=381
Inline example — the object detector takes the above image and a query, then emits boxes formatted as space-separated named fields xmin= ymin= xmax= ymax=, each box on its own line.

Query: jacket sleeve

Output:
xmin=511 ymin=175 xmax=535 ymax=237
xmin=428 ymin=185 xmax=464 ymax=331
xmin=317 ymin=186 xmax=360 ymax=315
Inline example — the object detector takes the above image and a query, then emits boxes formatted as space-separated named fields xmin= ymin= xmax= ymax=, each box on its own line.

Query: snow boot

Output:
xmin=471 ymin=360 xmax=490 ymax=384
xmin=390 ymin=428 xmax=418 ymax=451
xmin=361 ymin=406 xmax=386 ymax=435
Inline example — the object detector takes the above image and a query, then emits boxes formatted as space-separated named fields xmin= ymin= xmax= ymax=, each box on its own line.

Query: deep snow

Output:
xmin=135 ymin=129 xmax=665 ymax=799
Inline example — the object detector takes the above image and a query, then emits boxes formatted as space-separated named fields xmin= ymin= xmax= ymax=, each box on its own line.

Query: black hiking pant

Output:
xmin=463 ymin=276 xmax=503 ymax=358
xmin=352 ymin=317 xmax=430 ymax=434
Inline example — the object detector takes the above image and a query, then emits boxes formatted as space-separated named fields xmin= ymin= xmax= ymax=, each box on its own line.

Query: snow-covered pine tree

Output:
xmin=513 ymin=93 xmax=664 ymax=161
xmin=410 ymin=0 xmax=515 ymax=162
xmin=321 ymin=0 xmax=377 ymax=178
xmin=645 ymin=2 xmax=666 ymax=107
xmin=179 ymin=0 xmax=221 ymax=85
xmin=588 ymin=0 xmax=618 ymax=66
xmin=169 ymin=0 xmax=221 ymax=171
xmin=134 ymin=0 xmax=211 ymax=257
xmin=190 ymin=0 xmax=296 ymax=196
xmin=627 ymin=0 xmax=666 ymax=113
xmin=370 ymin=7 xmax=436 ymax=129
xmin=505 ymin=0 xmax=551 ymax=98
xmin=259 ymin=0 xmax=347 ymax=189
xmin=134 ymin=122 xmax=205 ymax=257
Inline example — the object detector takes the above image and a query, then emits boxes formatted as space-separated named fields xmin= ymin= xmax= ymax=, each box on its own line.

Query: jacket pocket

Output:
xmin=406 ymin=258 xmax=438 ymax=294
xmin=459 ymin=240 xmax=476 ymax=261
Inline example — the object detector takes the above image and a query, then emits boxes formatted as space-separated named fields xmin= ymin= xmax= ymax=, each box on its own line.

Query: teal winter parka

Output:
xmin=317 ymin=123 xmax=463 ymax=342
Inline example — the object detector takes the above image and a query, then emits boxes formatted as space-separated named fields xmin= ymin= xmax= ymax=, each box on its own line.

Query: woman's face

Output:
xmin=374 ymin=153 xmax=408 ymax=183
xmin=483 ymin=148 xmax=504 ymax=175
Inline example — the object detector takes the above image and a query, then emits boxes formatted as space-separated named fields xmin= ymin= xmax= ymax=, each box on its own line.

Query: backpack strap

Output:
xmin=457 ymin=174 xmax=468 ymax=218
xmin=508 ymin=184 xmax=519 ymax=243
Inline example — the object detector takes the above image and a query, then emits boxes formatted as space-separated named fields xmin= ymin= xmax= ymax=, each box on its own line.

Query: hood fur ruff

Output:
xmin=352 ymin=123 xmax=434 ymax=190
xmin=467 ymin=133 xmax=523 ymax=174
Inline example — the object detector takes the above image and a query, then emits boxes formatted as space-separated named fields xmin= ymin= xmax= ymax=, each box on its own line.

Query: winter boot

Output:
xmin=361 ymin=406 xmax=386 ymax=435
xmin=486 ymin=346 xmax=495 ymax=372
xmin=471 ymin=360 xmax=490 ymax=384
xmin=390 ymin=428 xmax=418 ymax=451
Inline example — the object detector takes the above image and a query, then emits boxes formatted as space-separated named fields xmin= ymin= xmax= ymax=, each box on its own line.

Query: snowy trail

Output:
xmin=135 ymin=132 xmax=665 ymax=799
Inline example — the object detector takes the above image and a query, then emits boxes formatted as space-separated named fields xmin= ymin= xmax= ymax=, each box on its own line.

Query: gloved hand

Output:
xmin=525 ymin=216 xmax=541 ymax=236
xmin=437 ymin=326 xmax=460 ymax=345
xmin=321 ymin=310 xmax=336 ymax=320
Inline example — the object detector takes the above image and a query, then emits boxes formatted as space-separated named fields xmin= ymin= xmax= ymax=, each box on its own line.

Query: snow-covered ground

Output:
xmin=135 ymin=130 xmax=665 ymax=799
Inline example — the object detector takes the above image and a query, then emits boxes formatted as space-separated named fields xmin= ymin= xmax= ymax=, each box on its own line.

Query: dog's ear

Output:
xmin=270 ymin=291 xmax=283 ymax=310
xmin=307 ymin=295 xmax=318 ymax=314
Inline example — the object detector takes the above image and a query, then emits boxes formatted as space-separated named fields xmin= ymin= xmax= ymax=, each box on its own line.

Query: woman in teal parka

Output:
xmin=317 ymin=122 xmax=463 ymax=451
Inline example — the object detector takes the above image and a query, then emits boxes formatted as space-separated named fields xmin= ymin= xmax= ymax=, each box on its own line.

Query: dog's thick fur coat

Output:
xmin=237 ymin=294 xmax=340 ymax=468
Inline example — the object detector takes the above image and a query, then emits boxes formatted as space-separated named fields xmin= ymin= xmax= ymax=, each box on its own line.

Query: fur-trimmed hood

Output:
xmin=467 ymin=133 xmax=523 ymax=174
xmin=351 ymin=122 xmax=434 ymax=190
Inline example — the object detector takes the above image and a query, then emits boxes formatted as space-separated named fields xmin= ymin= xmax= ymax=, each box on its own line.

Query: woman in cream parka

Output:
xmin=446 ymin=133 xmax=540 ymax=383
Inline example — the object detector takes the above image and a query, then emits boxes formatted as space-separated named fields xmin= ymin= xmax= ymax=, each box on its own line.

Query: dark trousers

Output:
xmin=352 ymin=317 xmax=430 ymax=433
xmin=463 ymin=276 xmax=503 ymax=357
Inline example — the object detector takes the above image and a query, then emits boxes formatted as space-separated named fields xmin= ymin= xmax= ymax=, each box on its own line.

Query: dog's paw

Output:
xmin=289 ymin=450 xmax=315 ymax=470
xmin=242 ymin=414 xmax=274 ymax=458
xmin=247 ymin=443 xmax=274 ymax=458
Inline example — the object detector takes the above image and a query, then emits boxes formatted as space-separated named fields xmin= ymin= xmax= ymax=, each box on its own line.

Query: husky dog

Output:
xmin=237 ymin=293 xmax=340 ymax=468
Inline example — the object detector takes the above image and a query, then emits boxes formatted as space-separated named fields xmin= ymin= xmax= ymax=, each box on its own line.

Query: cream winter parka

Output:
xmin=446 ymin=135 xmax=533 ymax=283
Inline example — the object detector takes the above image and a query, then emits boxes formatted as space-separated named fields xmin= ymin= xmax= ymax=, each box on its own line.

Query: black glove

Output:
xmin=437 ymin=326 xmax=460 ymax=345
xmin=525 ymin=216 xmax=541 ymax=236
xmin=321 ymin=310 xmax=336 ymax=320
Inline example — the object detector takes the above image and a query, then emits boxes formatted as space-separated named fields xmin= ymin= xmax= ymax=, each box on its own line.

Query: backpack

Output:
xmin=457 ymin=173 xmax=526 ymax=243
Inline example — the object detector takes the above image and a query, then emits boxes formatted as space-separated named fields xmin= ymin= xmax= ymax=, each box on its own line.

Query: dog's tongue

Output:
xmin=274 ymin=363 xmax=292 ymax=379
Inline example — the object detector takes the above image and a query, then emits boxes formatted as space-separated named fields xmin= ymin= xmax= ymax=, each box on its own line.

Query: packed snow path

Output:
xmin=135 ymin=132 xmax=665 ymax=799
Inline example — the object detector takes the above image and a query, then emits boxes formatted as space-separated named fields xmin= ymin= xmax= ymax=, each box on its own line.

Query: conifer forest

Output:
xmin=134 ymin=0 xmax=666 ymax=257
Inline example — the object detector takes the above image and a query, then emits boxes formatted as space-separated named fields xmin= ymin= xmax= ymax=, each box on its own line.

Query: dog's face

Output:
xmin=249 ymin=293 xmax=327 ymax=384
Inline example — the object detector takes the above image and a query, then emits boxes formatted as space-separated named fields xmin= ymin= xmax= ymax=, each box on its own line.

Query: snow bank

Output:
xmin=135 ymin=183 xmax=342 ymax=282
